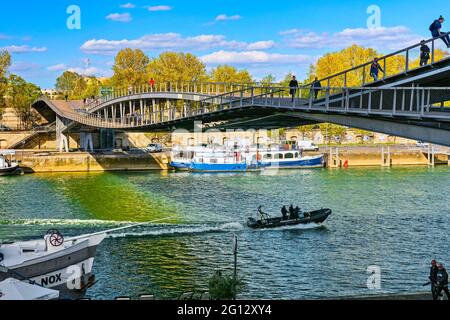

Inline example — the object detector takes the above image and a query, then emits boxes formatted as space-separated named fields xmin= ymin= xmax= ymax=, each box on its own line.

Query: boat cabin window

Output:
xmin=285 ymin=153 xmax=294 ymax=159
xmin=263 ymin=154 xmax=272 ymax=160
xmin=274 ymin=153 xmax=284 ymax=160
xmin=295 ymin=152 xmax=299 ymax=158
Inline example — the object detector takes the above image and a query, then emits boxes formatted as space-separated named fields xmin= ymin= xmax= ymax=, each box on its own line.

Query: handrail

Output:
xmin=304 ymin=31 xmax=450 ymax=88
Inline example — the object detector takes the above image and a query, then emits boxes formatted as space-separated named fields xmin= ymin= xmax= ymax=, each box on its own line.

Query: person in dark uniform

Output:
xmin=289 ymin=76 xmax=299 ymax=103
xmin=294 ymin=206 xmax=301 ymax=219
xmin=430 ymin=16 xmax=450 ymax=48
xmin=281 ymin=206 xmax=288 ymax=220
xmin=288 ymin=205 xmax=295 ymax=219
xmin=429 ymin=259 xmax=439 ymax=300
xmin=436 ymin=263 xmax=450 ymax=300
xmin=420 ymin=40 xmax=431 ymax=66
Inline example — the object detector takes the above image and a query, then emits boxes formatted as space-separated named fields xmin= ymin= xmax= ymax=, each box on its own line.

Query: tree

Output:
xmin=260 ymin=74 xmax=277 ymax=86
xmin=82 ymin=77 xmax=101 ymax=98
xmin=319 ymin=123 xmax=347 ymax=144
xmin=297 ymin=124 xmax=316 ymax=140
xmin=209 ymin=65 xmax=253 ymax=84
xmin=0 ymin=50 xmax=11 ymax=119
xmin=309 ymin=45 xmax=379 ymax=87
xmin=148 ymin=52 xmax=207 ymax=83
xmin=55 ymin=71 xmax=86 ymax=99
xmin=112 ymin=48 xmax=150 ymax=89
xmin=7 ymin=74 xmax=41 ymax=128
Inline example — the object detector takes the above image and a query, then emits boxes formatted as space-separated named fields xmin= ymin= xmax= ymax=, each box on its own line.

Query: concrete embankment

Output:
xmin=9 ymin=145 xmax=450 ymax=173
xmin=18 ymin=151 xmax=170 ymax=173
xmin=319 ymin=145 xmax=449 ymax=168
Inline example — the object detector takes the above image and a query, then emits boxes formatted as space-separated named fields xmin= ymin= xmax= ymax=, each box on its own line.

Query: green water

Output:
xmin=0 ymin=166 xmax=449 ymax=299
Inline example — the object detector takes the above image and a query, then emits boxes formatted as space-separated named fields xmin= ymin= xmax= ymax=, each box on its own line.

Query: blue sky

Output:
xmin=0 ymin=0 xmax=447 ymax=88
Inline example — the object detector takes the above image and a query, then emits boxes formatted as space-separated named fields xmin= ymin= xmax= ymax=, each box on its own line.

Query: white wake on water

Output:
xmin=108 ymin=222 xmax=245 ymax=239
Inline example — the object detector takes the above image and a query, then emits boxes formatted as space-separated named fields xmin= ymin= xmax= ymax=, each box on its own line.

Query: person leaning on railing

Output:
xmin=430 ymin=15 xmax=450 ymax=48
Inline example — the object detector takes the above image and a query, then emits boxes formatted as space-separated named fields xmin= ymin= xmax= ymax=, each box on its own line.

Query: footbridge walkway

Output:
xmin=23 ymin=32 xmax=450 ymax=150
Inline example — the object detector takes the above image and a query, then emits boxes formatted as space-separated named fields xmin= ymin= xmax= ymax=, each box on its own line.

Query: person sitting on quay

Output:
xmin=289 ymin=76 xmax=299 ymax=103
xmin=430 ymin=15 xmax=450 ymax=48
xmin=420 ymin=40 xmax=431 ymax=66
xmin=311 ymin=77 xmax=322 ymax=100
xmin=370 ymin=58 xmax=384 ymax=82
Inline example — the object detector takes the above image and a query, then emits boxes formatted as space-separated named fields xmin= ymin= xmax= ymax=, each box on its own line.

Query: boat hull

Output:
xmin=189 ymin=162 xmax=261 ymax=173
xmin=261 ymin=155 xmax=324 ymax=169
xmin=0 ymin=164 xmax=22 ymax=176
xmin=247 ymin=208 xmax=332 ymax=229
xmin=169 ymin=161 xmax=191 ymax=171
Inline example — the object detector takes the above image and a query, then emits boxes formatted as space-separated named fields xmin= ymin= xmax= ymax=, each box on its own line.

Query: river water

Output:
xmin=1 ymin=167 xmax=449 ymax=299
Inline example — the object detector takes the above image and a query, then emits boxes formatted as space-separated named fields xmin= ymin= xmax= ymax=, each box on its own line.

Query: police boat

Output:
xmin=247 ymin=206 xmax=332 ymax=229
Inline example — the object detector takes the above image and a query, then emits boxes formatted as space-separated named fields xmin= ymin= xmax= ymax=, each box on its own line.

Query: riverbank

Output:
xmin=17 ymin=150 xmax=170 ymax=173
xmin=8 ymin=145 xmax=448 ymax=173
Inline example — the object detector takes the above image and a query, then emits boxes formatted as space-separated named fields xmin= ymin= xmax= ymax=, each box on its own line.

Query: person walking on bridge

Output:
xmin=311 ymin=77 xmax=322 ymax=100
xmin=289 ymin=76 xmax=299 ymax=103
xmin=370 ymin=58 xmax=384 ymax=82
xmin=430 ymin=16 xmax=450 ymax=48
xmin=420 ymin=40 xmax=431 ymax=66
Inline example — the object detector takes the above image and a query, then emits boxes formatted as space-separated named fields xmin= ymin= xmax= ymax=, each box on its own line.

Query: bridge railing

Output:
xmin=195 ymin=85 xmax=450 ymax=118
xmin=87 ymin=82 xmax=273 ymax=111
xmin=305 ymin=32 xmax=450 ymax=89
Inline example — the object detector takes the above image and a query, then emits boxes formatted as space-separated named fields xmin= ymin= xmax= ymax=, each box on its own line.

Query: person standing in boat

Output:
xmin=281 ymin=206 xmax=289 ymax=220
xmin=294 ymin=206 xmax=301 ymax=219
xmin=289 ymin=205 xmax=296 ymax=219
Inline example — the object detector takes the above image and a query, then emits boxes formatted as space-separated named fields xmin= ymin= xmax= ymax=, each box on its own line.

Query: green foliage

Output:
xmin=112 ymin=48 xmax=150 ymax=89
xmin=319 ymin=123 xmax=347 ymax=144
xmin=209 ymin=65 xmax=253 ymax=84
xmin=208 ymin=271 xmax=244 ymax=300
xmin=0 ymin=50 xmax=11 ymax=118
xmin=148 ymin=52 xmax=207 ymax=83
xmin=7 ymin=74 xmax=42 ymax=127
xmin=297 ymin=124 xmax=316 ymax=139
xmin=55 ymin=71 xmax=102 ymax=100
xmin=260 ymin=74 xmax=277 ymax=86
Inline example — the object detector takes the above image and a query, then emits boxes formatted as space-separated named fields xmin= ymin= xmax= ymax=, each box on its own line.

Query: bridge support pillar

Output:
xmin=427 ymin=145 xmax=435 ymax=166
xmin=328 ymin=147 xmax=340 ymax=168
xmin=381 ymin=147 xmax=391 ymax=167
xmin=56 ymin=116 xmax=69 ymax=153
xmin=80 ymin=132 xmax=94 ymax=152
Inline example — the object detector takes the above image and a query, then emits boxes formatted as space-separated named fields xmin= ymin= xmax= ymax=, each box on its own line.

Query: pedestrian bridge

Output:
xmin=28 ymin=32 xmax=450 ymax=150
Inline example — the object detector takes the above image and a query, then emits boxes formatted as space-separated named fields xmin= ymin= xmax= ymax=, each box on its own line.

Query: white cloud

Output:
xmin=47 ymin=64 xmax=67 ymax=72
xmin=120 ymin=3 xmax=135 ymax=9
xmin=215 ymin=14 xmax=242 ymax=21
xmin=279 ymin=29 xmax=305 ymax=36
xmin=81 ymin=33 xmax=275 ymax=55
xmin=106 ymin=13 xmax=132 ymax=23
xmin=200 ymin=50 xmax=313 ymax=65
xmin=67 ymin=67 xmax=112 ymax=78
xmin=1 ymin=45 xmax=47 ymax=54
xmin=148 ymin=5 xmax=172 ymax=12
xmin=283 ymin=26 xmax=421 ymax=50
xmin=10 ymin=61 xmax=41 ymax=72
